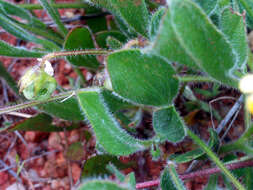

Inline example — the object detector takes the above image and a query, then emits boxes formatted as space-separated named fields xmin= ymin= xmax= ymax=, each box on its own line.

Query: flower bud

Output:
xmin=19 ymin=64 xmax=57 ymax=100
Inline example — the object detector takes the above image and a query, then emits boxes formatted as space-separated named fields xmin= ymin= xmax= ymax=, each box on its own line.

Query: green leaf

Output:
xmin=243 ymin=167 xmax=253 ymax=189
xmin=82 ymin=154 xmax=129 ymax=178
xmin=0 ymin=10 xmax=59 ymax=51
xmin=78 ymin=180 xmax=128 ymax=190
xmin=0 ymin=40 xmax=45 ymax=57
xmin=37 ymin=96 xmax=83 ymax=121
xmin=204 ymin=175 xmax=219 ymax=190
xmin=8 ymin=113 xmax=66 ymax=132
xmin=153 ymin=106 xmax=186 ymax=143
xmin=106 ymin=36 xmax=123 ymax=49
xmin=38 ymin=0 xmax=68 ymax=36
xmin=77 ymin=89 xmax=146 ymax=155
xmin=161 ymin=165 xmax=186 ymax=190
xmin=238 ymin=0 xmax=253 ymax=29
xmin=95 ymin=31 xmax=127 ymax=48
xmin=152 ymin=0 xmax=238 ymax=88
xmin=170 ymin=149 xmax=204 ymax=163
xmin=101 ymin=89 xmax=134 ymax=113
xmin=220 ymin=7 xmax=248 ymax=69
xmin=0 ymin=0 xmax=45 ymax=28
xmin=193 ymin=0 xmax=218 ymax=15
xmin=171 ymin=129 xmax=219 ymax=163
xmin=64 ymin=27 xmax=99 ymax=70
xmin=0 ymin=61 xmax=19 ymax=95
xmin=86 ymin=17 xmax=108 ymax=33
xmin=107 ymin=49 xmax=179 ymax=106
xmin=86 ymin=0 xmax=149 ymax=37
xmin=150 ymin=7 xmax=165 ymax=40
xmin=110 ymin=0 xmax=150 ymax=37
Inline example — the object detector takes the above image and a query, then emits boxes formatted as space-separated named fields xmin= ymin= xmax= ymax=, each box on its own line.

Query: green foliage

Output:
xmin=8 ymin=113 xmax=73 ymax=132
xmin=152 ymin=0 xmax=238 ymax=87
xmin=0 ymin=40 xmax=45 ymax=58
xmin=86 ymin=0 xmax=150 ymax=37
xmin=153 ymin=106 xmax=186 ymax=143
xmin=0 ymin=61 xmax=19 ymax=95
xmin=220 ymin=7 xmax=248 ymax=69
xmin=107 ymin=49 xmax=179 ymax=106
xmin=82 ymin=154 xmax=129 ymax=178
xmin=95 ymin=31 xmax=127 ymax=48
xmin=77 ymin=89 xmax=147 ymax=155
xmin=64 ymin=27 xmax=99 ymax=70
xmin=37 ymin=97 xmax=83 ymax=121
xmin=1 ymin=0 xmax=253 ymax=188
xmin=161 ymin=165 xmax=186 ymax=190
xmin=78 ymin=180 xmax=128 ymax=190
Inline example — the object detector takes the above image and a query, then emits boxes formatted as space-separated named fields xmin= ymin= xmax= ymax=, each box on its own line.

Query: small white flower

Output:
xmin=37 ymin=58 xmax=54 ymax=76
xmin=239 ymin=74 xmax=253 ymax=94
xmin=44 ymin=60 xmax=54 ymax=76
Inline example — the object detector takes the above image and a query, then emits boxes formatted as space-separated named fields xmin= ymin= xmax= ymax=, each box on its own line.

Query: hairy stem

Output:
xmin=187 ymin=129 xmax=246 ymax=190
xmin=40 ymin=49 xmax=113 ymax=67
xmin=135 ymin=160 xmax=253 ymax=189
xmin=0 ymin=91 xmax=74 ymax=115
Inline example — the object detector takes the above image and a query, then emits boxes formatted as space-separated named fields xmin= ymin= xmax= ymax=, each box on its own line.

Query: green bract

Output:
xmin=19 ymin=66 xmax=57 ymax=100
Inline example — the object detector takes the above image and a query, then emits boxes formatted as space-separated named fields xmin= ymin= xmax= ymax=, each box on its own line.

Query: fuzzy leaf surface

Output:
xmin=0 ymin=40 xmax=44 ymax=57
xmin=77 ymin=89 xmax=145 ymax=155
xmin=37 ymin=97 xmax=83 ymax=121
xmin=8 ymin=113 xmax=73 ymax=132
xmin=64 ymin=27 xmax=99 ymax=70
xmin=95 ymin=31 xmax=127 ymax=48
xmin=0 ymin=61 xmax=19 ymax=95
xmin=153 ymin=106 xmax=186 ymax=143
xmin=152 ymin=0 xmax=238 ymax=87
xmin=82 ymin=154 xmax=129 ymax=178
xmin=86 ymin=0 xmax=149 ymax=37
xmin=220 ymin=7 xmax=248 ymax=69
xmin=161 ymin=166 xmax=186 ymax=190
xmin=78 ymin=180 xmax=128 ymax=190
xmin=150 ymin=7 xmax=165 ymax=40
xmin=107 ymin=49 xmax=179 ymax=106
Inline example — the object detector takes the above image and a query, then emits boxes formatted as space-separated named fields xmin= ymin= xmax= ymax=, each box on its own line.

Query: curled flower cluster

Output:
xmin=239 ymin=74 xmax=253 ymax=114
xmin=18 ymin=59 xmax=57 ymax=100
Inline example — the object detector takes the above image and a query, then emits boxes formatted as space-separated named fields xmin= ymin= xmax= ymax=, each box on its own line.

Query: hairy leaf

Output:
xmin=77 ymin=89 xmax=146 ymax=155
xmin=152 ymin=0 xmax=238 ymax=88
xmin=0 ymin=61 xmax=19 ymax=95
xmin=95 ymin=31 xmax=127 ymax=48
xmin=86 ymin=0 xmax=149 ymax=37
xmin=8 ymin=113 xmax=68 ymax=132
xmin=37 ymin=97 xmax=83 ymax=121
xmin=107 ymin=49 xmax=179 ymax=106
xmin=150 ymin=7 xmax=165 ymax=40
xmin=38 ymin=0 xmax=68 ymax=36
xmin=161 ymin=165 xmax=186 ymax=190
xmin=153 ymin=106 xmax=186 ymax=143
xmin=64 ymin=27 xmax=99 ymax=70
xmin=0 ymin=40 xmax=45 ymax=57
xmin=82 ymin=154 xmax=129 ymax=178
xmin=78 ymin=180 xmax=128 ymax=190
xmin=220 ymin=7 xmax=248 ymax=69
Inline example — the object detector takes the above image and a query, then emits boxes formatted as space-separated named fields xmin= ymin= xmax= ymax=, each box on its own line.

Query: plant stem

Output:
xmin=40 ymin=49 xmax=113 ymax=67
xmin=176 ymin=75 xmax=217 ymax=83
xmin=0 ymin=91 xmax=74 ymax=115
xmin=135 ymin=160 xmax=253 ymax=189
xmin=187 ymin=129 xmax=246 ymax=190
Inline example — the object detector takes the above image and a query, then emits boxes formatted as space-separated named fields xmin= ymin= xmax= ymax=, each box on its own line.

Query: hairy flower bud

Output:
xmin=18 ymin=62 xmax=57 ymax=100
